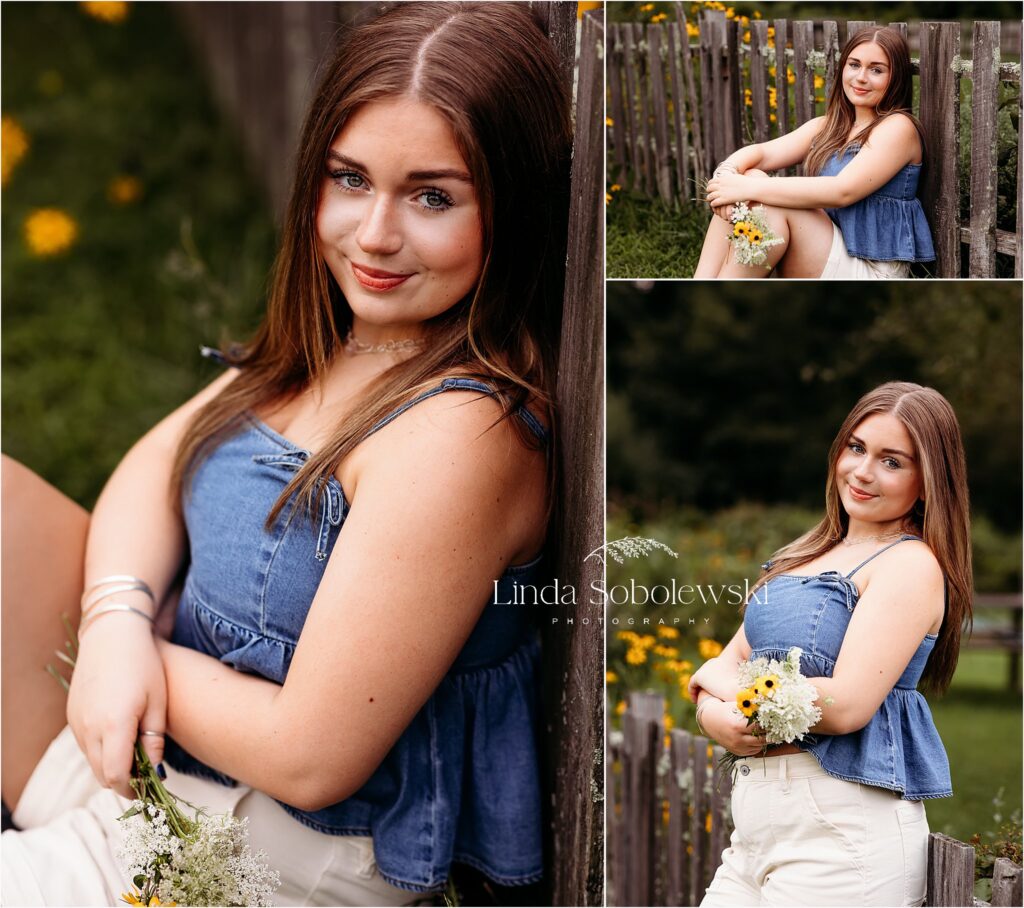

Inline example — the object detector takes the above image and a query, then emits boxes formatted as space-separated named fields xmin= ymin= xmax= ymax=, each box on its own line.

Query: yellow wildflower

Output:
xmin=626 ymin=646 xmax=647 ymax=665
xmin=638 ymin=635 xmax=657 ymax=648
xmin=107 ymin=174 xmax=142 ymax=205
xmin=615 ymin=699 xmax=627 ymax=716
xmin=769 ymin=65 xmax=776 ymax=78
xmin=617 ymin=630 xmax=638 ymax=643
xmin=753 ymin=674 xmax=779 ymax=698
xmin=753 ymin=10 xmax=761 ymax=18
xmin=678 ymin=672 xmax=692 ymax=694
xmin=577 ymin=0 xmax=601 ymax=18
xmin=651 ymin=13 xmax=668 ymax=23
xmin=606 ymin=192 xmax=612 ymax=205
xmin=81 ymin=1 xmax=130 ymax=23
xmin=733 ymin=221 xmax=751 ymax=237
xmin=767 ymin=25 xmax=775 ymax=38
xmin=743 ymin=30 xmax=750 ymax=43
xmin=706 ymin=811 xmax=713 ymax=833
xmin=725 ymin=7 xmax=735 ymax=19
xmin=606 ymin=116 xmax=614 ymax=127
xmin=663 ymin=797 xmax=671 ymax=825
xmin=640 ymin=2 xmax=654 ymax=10
xmin=610 ymin=183 xmax=622 ymax=192
xmin=770 ymin=113 xmax=777 ymax=123
xmin=737 ymin=688 xmax=757 ymax=718
xmin=653 ymin=645 xmax=679 ymax=658
xmin=121 ymin=890 xmax=174 ymax=907
xmin=2 ymin=116 xmax=29 ymax=185
xmin=606 ymin=670 xmax=619 ymax=683
xmin=698 ymin=638 xmax=723 ymax=659
xmin=787 ymin=70 xmax=795 ymax=85
xmin=739 ymin=15 xmax=749 ymax=25
xmin=686 ymin=22 xmax=700 ymax=38
xmin=658 ymin=626 xmax=679 ymax=639
xmin=24 ymin=209 xmax=78 ymax=257
xmin=749 ymin=229 xmax=763 ymax=245
xmin=814 ymin=74 xmax=825 ymax=89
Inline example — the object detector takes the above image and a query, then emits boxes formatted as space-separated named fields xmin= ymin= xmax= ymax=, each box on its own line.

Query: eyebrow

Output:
xmin=850 ymin=434 xmax=915 ymax=460
xmin=326 ymin=151 xmax=472 ymax=184
xmin=848 ymin=56 xmax=889 ymax=68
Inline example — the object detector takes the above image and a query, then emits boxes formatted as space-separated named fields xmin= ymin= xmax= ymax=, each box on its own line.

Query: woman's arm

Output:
xmin=716 ymin=117 xmax=824 ymax=176
xmin=687 ymin=622 xmax=751 ymax=703
xmin=807 ymin=543 xmax=944 ymax=735
xmin=706 ymin=114 xmax=923 ymax=210
xmin=160 ymin=390 xmax=546 ymax=812
xmin=67 ymin=367 xmax=240 ymax=797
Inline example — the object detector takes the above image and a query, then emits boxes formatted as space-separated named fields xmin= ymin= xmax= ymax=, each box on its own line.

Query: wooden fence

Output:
xmin=177 ymin=3 xmax=605 ymax=905
xmin=609 ymin=692 xmax=1024 ymax=907
xmin=606 ymin=9 xmax=1024 ymax=277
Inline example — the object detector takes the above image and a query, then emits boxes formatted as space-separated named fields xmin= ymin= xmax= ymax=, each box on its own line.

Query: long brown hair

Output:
xmin=805 ymin=27 xmax=925 ymax=176
xmin=753 ymin=383 xmax=972 ymax=695
xmin=170 ymin=2 xmax=571 ymax=531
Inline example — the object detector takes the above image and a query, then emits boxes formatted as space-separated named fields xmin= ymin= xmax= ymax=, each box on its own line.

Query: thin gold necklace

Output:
xmin=342 ymin=329 xmax=426 ymax=355
xmin=840 ymin=530 xmax=906 ymax=547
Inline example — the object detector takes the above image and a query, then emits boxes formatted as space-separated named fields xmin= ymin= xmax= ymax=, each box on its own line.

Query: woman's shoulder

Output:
xmin=869 ymin=538 xmax=944 ymax=590
xmin=867 ymin=111 xmax=922 ymax=151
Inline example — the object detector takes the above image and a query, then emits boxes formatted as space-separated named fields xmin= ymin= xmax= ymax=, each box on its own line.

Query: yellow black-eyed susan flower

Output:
xmin=753 ymin=674 xmax=779 ymax=698
xmin=107 ymin=174 xmax=143 ymax=205
xmin=81 ymin=1 xmax=129 ymax=23
xmin=658 ymin=626 xmax=679 ymax=639
xmin=606 ymin=670 xmax=619 ymax=683
xmin=733 ymin=222 xmax=751 ymax=238
xmin=24 ymin=209 xmax=78 ymax=257
xmin=2 ymin=116 xmax=29 ymax=185
xmin=749 ymin=230 xmax=763 ymax=245
xmin=737 ymin=688 xmax=757 ymax=717
xmin=698 ymin=638 xmax=724 ymax=658
xmin=626 ymin=647 xmax=647 ymax=665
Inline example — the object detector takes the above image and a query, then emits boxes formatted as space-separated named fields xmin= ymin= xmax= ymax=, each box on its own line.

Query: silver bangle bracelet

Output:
xmin=82 ymin=575 xmax=155 ymax=606
xmin=81 ymin=581 xmax=155 ymax=617
xmin=694 ymin=698 xmax=720 ymax=737
xmin=79 ymin=603 xmax=155 ymax=637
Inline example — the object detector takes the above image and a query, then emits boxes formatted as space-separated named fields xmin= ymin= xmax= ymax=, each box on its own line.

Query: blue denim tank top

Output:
xmin=821 ymin=146 xmax=936 ymax=263
xmin=744 ymin=535 xmax=952 ymax=800
xmin=166 ymin=358 xmax=547 ymax=892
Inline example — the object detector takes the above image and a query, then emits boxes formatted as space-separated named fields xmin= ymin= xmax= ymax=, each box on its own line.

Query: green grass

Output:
xmin=606 ymin=192 xmax=708 ymax=278
xmin=2 ymin=2 xmax=275 ymax=508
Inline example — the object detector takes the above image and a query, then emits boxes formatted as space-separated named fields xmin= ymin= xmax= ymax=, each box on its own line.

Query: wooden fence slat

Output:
xmin=666 ymin=730 xmax=688 ymax=906
xmin=625 ymin=693 xmax=663 ymax=907
xmin=919 ymin=21 xmax=962 ymax=277
xmin=622 ymin=23 xmax=644 ymax=192
xmin=636 ymin=23 xmax=656 ymax=197
xmin=611 ymin=740 xmax=626 ymax=906
xmin=791 ymin=20 xmax=816 ymax=133
xmin=675 ymin=2 xmax=706 ymax=188
xmin=702 ymin=11 xmax=728 ymax=172
xmin=708 ymin=744 xmax=732 ymax=881
xmin=773 ymin=19 xmax=789 ymax=170
xmin=688 ymin=734 xmax=708 ymax=907
xmin=822 ymin=20 xmax=840 ymax=99
xmin=607 ymin=24 xmax=629 ymax=181
xmin=750 ymin=20 xmax=771 ymax=143
xmin=1018 ymin=22 xmax=1023 ymax=278
xmin=666 ymin=22 xmax=690 ymax=202
xmin=992 ymin=856 xmax=1024 ymax=907
xmin=725 ymin=17 xmax=742 ymax=154
xmin=969 ymin=21 xmax=1001 ymax=277
xmin=845 ymin=20 xmax=876 ymax=44
xmin=889 ymin=21 xmax=908 ymax=41
xmin=927 ymin=833 xmax=976 ymax=906
xmin=648 ymin=24 xmax=674 ymax=205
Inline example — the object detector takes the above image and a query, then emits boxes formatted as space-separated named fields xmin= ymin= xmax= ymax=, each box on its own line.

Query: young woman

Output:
xmin=697 ymin=27 xmax=935 ymax=279
xmin=688 ymin=382 xmax=971 ymax=906
xmin=1 ymin=3 xmax=571 ymax=904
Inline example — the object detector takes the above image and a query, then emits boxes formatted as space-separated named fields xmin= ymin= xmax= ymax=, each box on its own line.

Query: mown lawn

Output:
xmin=606 ymin=192 xmax=709 ymax=278
xmin=2 ymin=2 xmax=275 ymax=507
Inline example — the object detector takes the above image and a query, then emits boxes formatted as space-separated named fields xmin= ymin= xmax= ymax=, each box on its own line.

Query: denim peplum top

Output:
xmin=821 ymin=146 xmax=936 ymax=263
xmin=744 ymin=535 xmax=952 ymax=801
xmin=166 ymin=365 xmax=547 ymax=892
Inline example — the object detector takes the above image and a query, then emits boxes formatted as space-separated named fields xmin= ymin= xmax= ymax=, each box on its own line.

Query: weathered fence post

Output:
xmin=918 ymin=21 xmax=962 ymax=277
xmin=607 ymin=24 xmax=629 ymax=184
xmin=822 ymin=20 xmax=840 ymax=98
xmin=674 ymin=2 xmax=706 ymax=188
xmin=648 ymin=24 xmax=675 ymax=206
xmin=1018 ymin=25 xmax=1024 ymax=279
xmin=749 ymin=20 xmax=771 ymax=144
xmin=992 ymin=856 xmax=1024 ymax=907
xmin=969 ymin=21 xmax=1001 ymax=277
xmin=927 ymin=833 xmax=976 ymax=906
xmin=624 ymin=693 xmax=664 ymax=907
xmin=773 ymin=18 xmax=790 ymax=171
xmin=666 ymin=22 xmax=691 ymax=201
xmin=623 ymin=23 xmax=645 ymax=192
xmin=791 ymin=21 xmax=817 ymax=132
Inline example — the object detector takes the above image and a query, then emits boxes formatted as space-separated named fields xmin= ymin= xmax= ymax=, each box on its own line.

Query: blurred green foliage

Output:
xmin=608 ymin=283 xmax=1022 ymax=535
xmin=608 ymin=2 xmax=1023 ymax=25
xmin=2 ymin=2 xmax=276 ymax=507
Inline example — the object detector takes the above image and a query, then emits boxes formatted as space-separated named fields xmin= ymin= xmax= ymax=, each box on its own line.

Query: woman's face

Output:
xmin=842 ymin=41 xmax=892 ymax=110
xmin=316 ymin=97 xmax=484 ymax=337
xmin=835 ymin=412 xmax=923 ymax=527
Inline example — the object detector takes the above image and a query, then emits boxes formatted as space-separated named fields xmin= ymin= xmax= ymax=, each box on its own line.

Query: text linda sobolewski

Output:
xmin=493 ymin=578 xmax=766 ymax=625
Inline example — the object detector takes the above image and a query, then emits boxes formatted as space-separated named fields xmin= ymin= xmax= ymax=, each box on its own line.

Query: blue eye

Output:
xmin=848 ymin=442 xmax=865 ymax=454
xmin=329 ymin=170 xmax=366 ymax=191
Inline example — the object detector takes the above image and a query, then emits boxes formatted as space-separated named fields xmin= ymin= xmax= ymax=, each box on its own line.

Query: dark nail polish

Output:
xmin=156 ymin=763 xmax=167 ymax=780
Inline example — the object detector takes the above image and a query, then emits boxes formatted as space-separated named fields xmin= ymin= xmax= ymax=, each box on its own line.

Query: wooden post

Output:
xmin=773 ymin=19 xmax=789 ymax=171
xmin=918 ymin=21 xmax=961 ymax=277
xmin=750 ymin=20 xmax=771 ymax=143
xmin=544 ymin=8 xmax=604 ymax=903
xmin=607 ymin=24 xmax=630 ymax=183
xmin=791 ymin=21 xmax=816 ymax=130
xmin=845 ymin=20 xmax=876 ymax=43
xmin=725 ymin=17 xmax=743 ymax=154
xmin=666 ymin=730 xmax=690 ymax=906
xmin=926 ymin=833 xmax=975 ymax=907
xmin=648 ymin=24 xmax=675 ymax=205
xmin=822 ymin=20 xmax=840 ymax=98
xmin=700 ymin=11 xmax=726 ymax=175
xmin=674 ymin=2 xmax=706 ymax=189
xmin=991 ymin=857 xmax=1024 ymax=907
xmin=622 ymin=25 xmax=642 ymax=191
xmin=624 ymin=694 xmax=663 ymax=907
xmin=969 ymin=21 xmax=1001 ymax=277
xmin=708 ymin=744 xmax=732 ymax=879
xmin=1018 ymin=22 xmax=1023 ymax=278
xmin=666 ymin=22 xmax=691 ymax=203
xmin=636 ymin=23 xmax=656 ymax=197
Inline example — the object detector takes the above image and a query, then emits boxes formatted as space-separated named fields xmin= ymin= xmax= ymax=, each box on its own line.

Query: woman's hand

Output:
xmin=67 ymin=614 xmax=166 ymax=799
xmin=706 ymin=171 xmax=754 ymax=208
xmin=698 ymin=698 xmax=764 ymax=756
xmin=687 ymin=656 xmax=740 ymax=703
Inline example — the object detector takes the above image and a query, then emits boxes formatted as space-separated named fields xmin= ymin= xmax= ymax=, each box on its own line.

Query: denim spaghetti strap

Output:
xmin=845 ymin=534 xmax=923 ymax=579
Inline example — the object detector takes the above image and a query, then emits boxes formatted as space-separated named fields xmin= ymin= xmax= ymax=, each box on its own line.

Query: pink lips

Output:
xmin=351 ymin=262 xmax=413 ymax=292
xmin=849 ymin=485 xmax=877 ymax=501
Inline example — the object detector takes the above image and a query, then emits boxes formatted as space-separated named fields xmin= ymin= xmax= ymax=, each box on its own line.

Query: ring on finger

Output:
xmin=140 ymin=730 xmax=165 ymax=738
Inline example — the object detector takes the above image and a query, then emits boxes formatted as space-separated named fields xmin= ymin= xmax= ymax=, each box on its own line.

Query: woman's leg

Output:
xmin=1 ymin=455 xmax=89 ymax=812
xmin=693 ymin=212 xmax=734 ymax=278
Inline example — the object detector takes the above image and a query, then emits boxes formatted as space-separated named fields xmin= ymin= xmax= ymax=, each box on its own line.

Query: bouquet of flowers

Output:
xmin=726 ymin=201 xmax=784 ymax=269
xmin=721 ymin=647 xmax=823 ymax=776
xmin=49 ymin=619 xmax=280 ymax=907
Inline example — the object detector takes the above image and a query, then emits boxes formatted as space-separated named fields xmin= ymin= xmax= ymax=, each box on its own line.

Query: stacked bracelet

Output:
xmin=79 ymin=574 xmax=156 ymax=636
xmin=694 ymin=698 xmax=720 ymax=737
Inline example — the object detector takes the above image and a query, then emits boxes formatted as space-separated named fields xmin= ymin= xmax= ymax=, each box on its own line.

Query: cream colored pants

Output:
xmin=819 ymin=222 xmax=912 ymax=280
xmin=701 ymin=752 xmax=929 ymax=907
xmin=1 ymin=725 xmax=421 ymax=907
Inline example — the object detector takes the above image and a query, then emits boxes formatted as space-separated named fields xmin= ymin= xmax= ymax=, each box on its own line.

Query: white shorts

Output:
xmin=1 ymin=725 xmax=419 ymax=907
xmin=700 ymin=752 xmax=929 ymax=907
xmin=820 ymin=222 xmax=911 ymax=279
